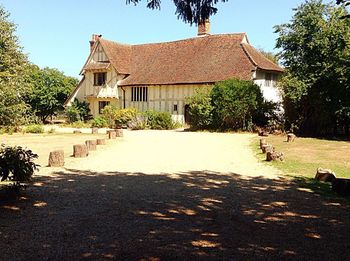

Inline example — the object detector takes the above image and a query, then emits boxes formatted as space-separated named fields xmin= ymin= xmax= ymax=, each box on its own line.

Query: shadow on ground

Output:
xmin=0 ymin=170 xmax=349 ymax=260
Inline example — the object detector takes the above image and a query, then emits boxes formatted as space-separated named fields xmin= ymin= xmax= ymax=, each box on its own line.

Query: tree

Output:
xmin=126 ymin=0 xmax=228 ymax=25
xmin=275 ymin=0 xmax=350 ymax=136
xmin=336 ymin=0 xmax=350 ymax=18
xmin=28 ymin=66 xmax=78 ymax=122
xmin=258 ymin=49 xmax=279 ymax=64
xmin=0 ymin=6 xmax=32 ymax=126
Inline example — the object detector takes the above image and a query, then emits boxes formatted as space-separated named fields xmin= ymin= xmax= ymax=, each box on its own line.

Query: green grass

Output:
xmin=252 ymin=135 xmax=350 ymax=179
xmin=252 ymin=135 xmax=350 ymax=198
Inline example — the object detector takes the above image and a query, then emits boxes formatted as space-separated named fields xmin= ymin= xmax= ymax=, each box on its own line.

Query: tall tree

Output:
xmin=336 ymin=0 xmax=350 ymax=18
xmin=126 ymin=0 xmax=228 ymax=24
xmin=275 ymin=0 xmax=350 ymax=136
xmin=28 ymin=66 xmax=77 ymax=122
xmin=0 ymin=6 xmax=31 ymax=126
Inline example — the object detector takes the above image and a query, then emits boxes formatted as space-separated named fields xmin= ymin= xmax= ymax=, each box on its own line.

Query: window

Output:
xmin=265 ymin=73 xmax=272 ymax=86
xmin=265 ymin=73 xmax=277 ymax=87
xmin=173 ymin=104 xmax=178 ymax=112
xmin=94 ymin=72 xmax=106 ymax=86
xmin=131 ymin=87 xmax=148 ymax=102
xmin=98 ymin=101 xmax=110 ymax=114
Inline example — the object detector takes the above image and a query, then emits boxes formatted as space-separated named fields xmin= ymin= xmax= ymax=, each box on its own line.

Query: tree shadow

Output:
xmin=0 ymin=169 xmax=349 ymax=260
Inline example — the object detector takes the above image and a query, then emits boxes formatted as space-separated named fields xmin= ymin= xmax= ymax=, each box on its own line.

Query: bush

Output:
xmin=128 ymin=114 xmax=148 ymax=130
xmin=65 ymin=99 xmax=91 ymax=122
xmin=144 ymin=110 xmax=174 ymax=130
xmin=23 ymin=124 xmax=44 ymax=133
xmin=186 ymin=88 xmax=213 ymax=129
xmin=211 ymin=79 xmax=264 ymax=130
xmin=114 ymin=108 xmax=138 ymax=126
xmin=101 ymin=105 xmax=118 ymax=127
xmin=69 ymin=120 xmax=90 ymax=128
xmin=91 ymin=116 xmax=108 ymax=128
xmin=0 ymin=144 xmax=39 ymax=185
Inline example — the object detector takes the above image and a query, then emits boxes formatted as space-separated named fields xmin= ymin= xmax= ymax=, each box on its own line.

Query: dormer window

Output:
xmin=94 ymin=72 xmax=106 ymax=86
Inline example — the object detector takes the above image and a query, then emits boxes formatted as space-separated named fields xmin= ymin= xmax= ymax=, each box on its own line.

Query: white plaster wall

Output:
xmin=254 ymin=70 xmax=281 ymax=103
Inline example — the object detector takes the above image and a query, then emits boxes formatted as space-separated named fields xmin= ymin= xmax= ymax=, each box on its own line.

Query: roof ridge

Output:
xmin=101 ymin=33 xmax=247 ymax=47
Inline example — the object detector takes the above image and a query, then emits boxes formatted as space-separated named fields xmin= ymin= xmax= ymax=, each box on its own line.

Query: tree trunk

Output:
xmin=73 ymin=144 xmax=88 ymax=158
xmin=85 ymin=140 xmax=97 ymax=151
xmin=48 ymin=150 xmax=64 ymax=167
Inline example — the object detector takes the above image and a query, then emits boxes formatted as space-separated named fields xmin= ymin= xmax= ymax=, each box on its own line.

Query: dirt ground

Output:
xmin=0 ymin=130 xmax=349 ymax=260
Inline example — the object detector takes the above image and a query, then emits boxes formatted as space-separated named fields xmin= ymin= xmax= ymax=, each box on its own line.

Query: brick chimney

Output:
xmin=89 ymin=34 xmax=101 ymax=52
xmin=198 ymin=19 xmax=210 ymax=36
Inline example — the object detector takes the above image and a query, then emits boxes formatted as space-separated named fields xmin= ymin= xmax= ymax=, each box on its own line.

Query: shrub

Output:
xmin=211 ymin=79 xmax=264 ymax=130
xmin=114 ymin=108 xmax=138 ymax=126
xmin=47 ymin=127 xmax=56 ymax=134
xmin=65 ymin=99 xmax=91 ymax=122
xmin=91 ymin=116 xmax=108 ymax=128
xmin=144 ymin=110 xmax=173 ymax=130
xmin=128 ymin=114 xmax=148 ymax=130
xmin=186 ymin=88 xmax=213 ymax=129
xmin=101 ymin=105 xmax=118 ymax=127
xmin=0 ymin=144 xmax=39 ymax=186
xmin=23 ymin=124 xmax=44 ymax=133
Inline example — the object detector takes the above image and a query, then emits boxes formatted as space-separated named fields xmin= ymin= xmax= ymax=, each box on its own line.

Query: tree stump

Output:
xmin=108 ymin=131 xmax=116 ymax=139
xmin=115 ymin=129 xmax=123 ymax=137
xmin=92 ymin=127 xmax=98 ymax=134
xmin=73 ymin=130 xmax=82 ymax=134
xmin=73 ymin=144 xmax=88 ymax=158
xmin=259 ymin=138 xmax=267 ymax=149
xmin=261 ymin=144 xmax=273 ymax=154
xmin=287 ymin=133 xmax=296 ymax=142
xmin=96 ymin=138 xmax=106 ymax=145
xmin=266 ymin=151 xmax=284 ymax=161
xmin=315 ymin=168 xmax=336 ymax=182
xmin=332 ymin=178 xmax=350 ymax=196
xmin=48 ymin=150 xmax=64 ymax=167
xmin=85 ymin=140 xmax=97 ymax=151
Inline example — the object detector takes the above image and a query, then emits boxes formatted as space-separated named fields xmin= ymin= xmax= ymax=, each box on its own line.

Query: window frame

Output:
xmin=94 ymin=72 xmax=107 ymax=86
xmin=131 ymin=87 xmax=148 ymax=102
xmin=98 ymin=101 xmax=110 ymax=114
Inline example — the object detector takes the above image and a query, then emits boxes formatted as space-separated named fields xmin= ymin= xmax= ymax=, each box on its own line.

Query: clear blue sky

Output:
xmin=1 ymin=0 xmax=307 ymax=78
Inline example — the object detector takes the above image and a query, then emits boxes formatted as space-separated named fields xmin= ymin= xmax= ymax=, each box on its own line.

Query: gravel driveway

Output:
xmin=1 ymin=130 xmax=349 ymax=260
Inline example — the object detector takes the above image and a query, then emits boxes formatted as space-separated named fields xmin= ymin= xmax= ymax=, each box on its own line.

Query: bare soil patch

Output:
xmin=0 ymin=130 xmax=349 ymax=260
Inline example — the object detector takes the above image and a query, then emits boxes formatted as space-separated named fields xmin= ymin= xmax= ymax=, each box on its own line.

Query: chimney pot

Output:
xmin=198 ymin=19 xmax=210 ymax=36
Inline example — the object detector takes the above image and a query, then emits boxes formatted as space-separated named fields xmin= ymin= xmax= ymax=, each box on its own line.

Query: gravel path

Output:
xmin=1 ymin=130 xmax=349 ymax=260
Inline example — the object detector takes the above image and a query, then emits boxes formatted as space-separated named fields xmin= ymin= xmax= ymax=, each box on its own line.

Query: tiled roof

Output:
xmin=91 ymin=34 xmax=283 ymax=86
xmin=99 ymin=39 xmax=131 ymax=75
xmin=83 ymin=61 xmax=111 ymax=71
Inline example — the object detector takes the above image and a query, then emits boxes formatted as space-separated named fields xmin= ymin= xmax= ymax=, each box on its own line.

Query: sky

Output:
xmin=1 ymin=0 xmax=309 ymax=78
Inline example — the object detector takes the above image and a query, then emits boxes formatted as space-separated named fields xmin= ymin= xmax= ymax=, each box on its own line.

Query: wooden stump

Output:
xmin=108 ymin=131 xmax=116 ymax=139
xmin=96 ymin=138 xmax=106 ymax=145
xmin=92 ymin=127 xmax=98 ymax=134
xmin=115 ymin=129 xmax=123 ymax=137
xmin=266 ymin=151 xmax=284 ymax=161
xmin=315 ymin=168 xmax=336 ymax=182
xmin=261 ymin=144 xmax=273 ymax=154
xmin=259 ymin=138 xmax=267 ymax=149
xmin=48 ymin=150 xmax=64 ymax=167
xmin=73 ymin=144 xmax=88 ymax=158
xmin=73 ymin=130 xmax=82 ymax=134
xmin=287 ymin=133 xmax=296 ymax=142
xmin=332 ymin=178 xmax=350 ymax=196
xmin=85 ymin=140 xmax=97 ymax=151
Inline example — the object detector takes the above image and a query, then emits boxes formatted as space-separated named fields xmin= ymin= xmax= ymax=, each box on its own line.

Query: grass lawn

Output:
xmin=253 ymin=135 xmax=350 ymax=178
xmin=252 ymin=135 xmax=350 ymax=197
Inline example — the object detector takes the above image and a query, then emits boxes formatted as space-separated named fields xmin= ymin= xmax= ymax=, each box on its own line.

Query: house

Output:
xmin=65 ymin=21 xmax=283 ymax=123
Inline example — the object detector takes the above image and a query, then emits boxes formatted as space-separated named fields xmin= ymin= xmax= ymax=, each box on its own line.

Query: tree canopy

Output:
xmin=126 ymin=0 xmax=228 ymax=24
xmin=275 ymin=0 xmax=350 ymax=136
xmin=0 ymin=6 xmax=32 ymax=126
